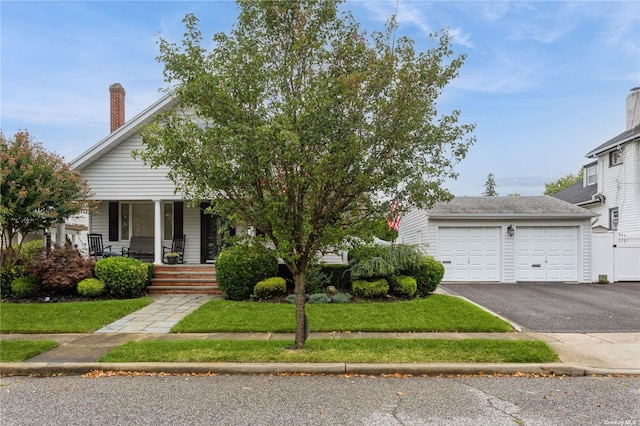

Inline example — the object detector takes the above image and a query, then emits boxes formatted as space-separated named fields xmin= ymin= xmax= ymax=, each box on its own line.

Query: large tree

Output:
xmin=0 ymin=131 xmax=95 ymax=267
xmin=140 ymin=0 xmax=475 ymax=348
xmin=544 ymin=169 xmax=583 ymax=195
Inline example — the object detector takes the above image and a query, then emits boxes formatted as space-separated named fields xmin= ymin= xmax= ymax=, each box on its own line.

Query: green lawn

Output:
xmin=0 ymin=298 xmax=153 ymax=333
xmin=0 ymin=340 xmax=58 ymax=362
xmin=172 ymin=295 xmax=512 ymax=333
xmin=100 ymin=339 xmax=558 ymax=363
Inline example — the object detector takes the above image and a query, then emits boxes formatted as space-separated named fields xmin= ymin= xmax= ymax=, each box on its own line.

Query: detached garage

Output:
xmin=399 ymin=196 xmax=596 ymax=283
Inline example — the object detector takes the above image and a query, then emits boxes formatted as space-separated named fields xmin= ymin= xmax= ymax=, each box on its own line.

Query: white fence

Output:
xmin=592 ymin=232 xmax=640 ymax=282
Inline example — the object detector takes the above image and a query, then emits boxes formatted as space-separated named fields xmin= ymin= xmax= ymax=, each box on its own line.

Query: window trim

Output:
xmin=585 ymin=164 xmax=597 ymax=186
xmin=609 ymin=150 xmax=623 ymax=167
xmin=609 ymin=207 xmax=619 ymax=231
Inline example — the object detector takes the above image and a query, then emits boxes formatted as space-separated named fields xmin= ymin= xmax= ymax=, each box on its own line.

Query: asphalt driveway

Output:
xmin=439 ymin=282 xmax=640 ymax=332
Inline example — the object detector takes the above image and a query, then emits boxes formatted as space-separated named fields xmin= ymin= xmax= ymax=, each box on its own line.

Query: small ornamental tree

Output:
xmin=0 ymin=131 xmax=95 ymax=267
xmin=139 ymin=1 xmax=475 ymax=348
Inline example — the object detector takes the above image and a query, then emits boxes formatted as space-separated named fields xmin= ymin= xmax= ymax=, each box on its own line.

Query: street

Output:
xmin=1 ymin=374 xmax=638 ymax=425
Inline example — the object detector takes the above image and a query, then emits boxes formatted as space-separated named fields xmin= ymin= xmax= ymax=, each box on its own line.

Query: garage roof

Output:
xmin=426 ymin=195 xmax=597 ymax=219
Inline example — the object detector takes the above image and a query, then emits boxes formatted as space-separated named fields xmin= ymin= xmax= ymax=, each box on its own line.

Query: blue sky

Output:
xmin=2 ymin=1 xmax=639 ymax=196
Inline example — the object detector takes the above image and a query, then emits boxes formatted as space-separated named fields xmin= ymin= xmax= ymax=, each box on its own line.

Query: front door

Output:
xmin=200 ymin=203 xmax=222 ymax=264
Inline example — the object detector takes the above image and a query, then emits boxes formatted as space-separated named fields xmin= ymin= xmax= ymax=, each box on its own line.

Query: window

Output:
xmin=118 ymin=202 xmax=174 ymax=240
xmin=609 ymin=150 xmax=623 ymax=167
xmin=585 ymin=164 xmax=597 ymax=186
xmin=609 ymin=208 xmax=619 ymax=231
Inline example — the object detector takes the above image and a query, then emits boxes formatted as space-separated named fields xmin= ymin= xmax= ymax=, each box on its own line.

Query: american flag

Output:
xmin=386 ymin=199 xmax=401 ymax=231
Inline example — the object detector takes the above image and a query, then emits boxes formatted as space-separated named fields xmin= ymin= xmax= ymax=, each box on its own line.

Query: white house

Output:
xmin=553 ymin=87 xmax=640 ymax=282
xmin=554 ymin=87 xmax=640 ymax=233
xmin=398 ymin=196 xmax=596 ymax=283
xmin=71 ymin=84 xmax=346 ymax=265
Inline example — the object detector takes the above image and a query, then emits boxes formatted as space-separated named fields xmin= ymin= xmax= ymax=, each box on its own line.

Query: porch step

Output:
xmin=149 ymin=265 xmax=222 ymax=295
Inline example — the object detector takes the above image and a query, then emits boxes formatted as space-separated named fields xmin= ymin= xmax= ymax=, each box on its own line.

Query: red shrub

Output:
xmin=27 ymin=245 xmax=94 ymax=294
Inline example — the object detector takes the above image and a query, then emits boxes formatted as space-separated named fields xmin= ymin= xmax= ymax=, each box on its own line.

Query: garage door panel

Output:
xmin=438 ymin=227 xmax=500 ymax=282
xmin=516 ymin=227 xmax=578 ymax=282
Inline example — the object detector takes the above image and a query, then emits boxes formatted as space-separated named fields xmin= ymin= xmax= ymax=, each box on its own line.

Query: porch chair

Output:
xmin=162 ymin=234 xmax=186 ymax=264
xmin=87 ymin=233 xmax=117 ymax=259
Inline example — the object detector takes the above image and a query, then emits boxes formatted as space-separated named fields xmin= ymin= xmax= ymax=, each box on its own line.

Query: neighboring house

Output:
xmin=70 ymin=84 xmax=345 ymax=265
xmin=554 ymin=87 xmax=640 ymax=233
xmin=398 ymin=196 xmax=596 ymax=283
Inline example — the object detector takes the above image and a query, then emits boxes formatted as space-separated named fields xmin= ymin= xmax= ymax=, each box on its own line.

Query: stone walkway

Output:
xmin=94 ymin=294 xmax=217 ymax=334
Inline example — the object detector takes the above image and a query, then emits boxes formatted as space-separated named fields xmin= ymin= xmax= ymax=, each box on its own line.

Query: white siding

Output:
xmin=397 ymin=209 xmax=429 ymax=252
xmin=592 ymin=140 xmax=640 ymax=233
xmin=80 ymin=134 xmax=184 ymax=201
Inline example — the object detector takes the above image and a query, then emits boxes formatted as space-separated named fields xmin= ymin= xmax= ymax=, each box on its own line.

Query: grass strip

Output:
xmin=0 ymin=340 xmax=58 ymax=362
xmin=100 ymin=339 xmax=557 ymax=363
xmin=172 ymin=295 xmax=512 ymax=333
xmin=0 ymin=297 xmax=153 ymax=333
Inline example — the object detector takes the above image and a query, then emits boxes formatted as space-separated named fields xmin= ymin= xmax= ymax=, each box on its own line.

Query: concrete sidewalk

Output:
xmin=2 ymin=294 xmax=639 ymax=377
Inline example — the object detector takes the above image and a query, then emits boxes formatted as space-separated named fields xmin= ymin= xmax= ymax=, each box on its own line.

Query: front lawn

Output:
xmin=0 ymin=297 xmax=153 ymax=333
xmin=100 ymin=339 xmax=557 ymax=363
xmin=0 ymin=340 xmax=58 ymax=362
xmin=172 ymin=295 xmax=512 ymax=333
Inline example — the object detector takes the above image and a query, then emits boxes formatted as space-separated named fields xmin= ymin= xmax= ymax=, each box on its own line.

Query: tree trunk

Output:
xmin=293 ymin=270 xmax=307 ymax=349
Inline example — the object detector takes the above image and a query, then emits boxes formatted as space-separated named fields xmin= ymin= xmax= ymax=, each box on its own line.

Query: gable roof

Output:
xmin=585 ymin=123 xmax=640 ymax=158
xmin=71 ymin=92 xmax=177 ymax=171
xmin=426 ymin=195 xmax=596 ymax=219
xmin=551 ymin=181 xmax=598 ymax=206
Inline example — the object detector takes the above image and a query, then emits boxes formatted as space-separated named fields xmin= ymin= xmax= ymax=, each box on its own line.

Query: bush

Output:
xmin=95 ymin=256 xmax=148 ymax=298
xmin=413 ymin=256 xmax=445 ymax=296
xmin=1 ymin=265 xmax=26 ymax=298
xmin=387 ymin=275 xmax=417 ymax=298
xmin=308 ymin=293 xmax=329 ymax=304
xmin=351 ymin=279 xmax=389 ymax=298
xmin=253 ymin=277 xmax=287 ymax=299
xmin=349 ymin=244 xmax=423 ymax=280
xmin=305 ymin=266 xmax=331 ymax=294
xmin=77 ymin=278 xmax=105 ymax=298
xmin=11 ymin=276 xmax=41 ymax=299
xmin=27 ymin=244 xmax=94 ymax=295
xmin=320 ymin=264 xmax=351 ymax=291
xmin=216 ymin=240 xmax=278 ymax=301
xmin=284 ymin=293 xmax=297 ymax=304
xmin=329 ymin=293 xmax=351 ymax=304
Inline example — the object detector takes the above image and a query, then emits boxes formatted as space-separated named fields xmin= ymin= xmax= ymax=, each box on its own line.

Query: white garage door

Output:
xmin=437 ymin=227 xmax=500 ymax=282
xmin=516 ymin=227 xmax=578 ymax=282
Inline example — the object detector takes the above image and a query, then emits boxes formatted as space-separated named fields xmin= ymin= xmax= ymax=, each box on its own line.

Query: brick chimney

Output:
xmin=627 ymin=87 xmax=640 ymax=130
xmin=109 ymin=83 xmax=126 ymax=133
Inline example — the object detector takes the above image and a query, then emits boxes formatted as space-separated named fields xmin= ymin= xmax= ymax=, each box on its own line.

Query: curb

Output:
xmin=2 ymin=362 xmax=639 ymax=377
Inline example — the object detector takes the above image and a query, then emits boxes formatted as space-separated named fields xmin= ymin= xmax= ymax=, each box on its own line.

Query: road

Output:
xmin=1 ymin=374 xmax=639 ymax=425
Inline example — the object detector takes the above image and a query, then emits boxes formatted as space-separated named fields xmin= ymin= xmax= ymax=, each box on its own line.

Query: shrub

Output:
xmin=216 ymin=240 xmax=278 ymax=301
xmin=387 ymin=275 xmax=417 ymax=298
xmin=11 ymin=276 xmax=41 ymax=299
xmin=284 ymin=293 xmax=297 ymax=304
xmin=95 ymin=256 xmax=148 ymax=298
xmin=349 ymin=244 xmax=423 ymax=280
xmin=305 ymin=266 xmax=331 ymax=294
xmin=329 ymin=293 xmax=351 ymax=304
xmin=254 ymin=277 xmax=287 ymax=299
xmin=19 ymin=240 xmax=46 ymax=266
xmin=77 ymin=278 xmax=105 ymax=298
xmin=27 ymin=244 xmax=94 ymax=295
xmin=308 ymin=293 xmax=329 ymax=304
xmin=1 ymin=265 xmax=26 ymax=298
xmin=351 ymin=279 xmax=389 ymax=298
xmin=413 ymin=256 xmax=445 ymax=296
xmin=321 ymin=264 xmax=350 ymax=290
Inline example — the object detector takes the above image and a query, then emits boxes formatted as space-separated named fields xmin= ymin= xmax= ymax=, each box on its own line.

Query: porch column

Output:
xmin=55 ymin=223 xmax=66 ymax=246
xmin=153 ymin=199 xmax=162 ymax=264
